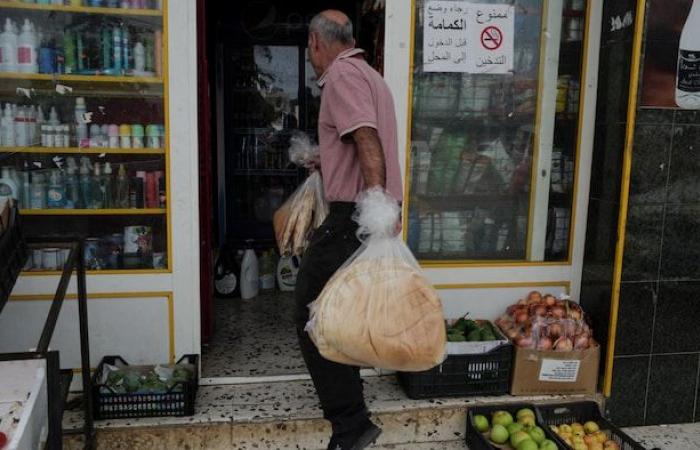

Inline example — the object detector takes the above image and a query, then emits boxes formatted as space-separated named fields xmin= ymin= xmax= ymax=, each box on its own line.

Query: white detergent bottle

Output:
xmin=0 ymin=18 xmax=18 ymax=73
xmin=1 ymin=103 xmax=15 ymax=147
xmin=277 ymin=255 xmax=300 ymax=292
xmin=240 ymin=242 xmax=259 ymax=300
xmin=17 ymin=19 xmax=38 ymax=74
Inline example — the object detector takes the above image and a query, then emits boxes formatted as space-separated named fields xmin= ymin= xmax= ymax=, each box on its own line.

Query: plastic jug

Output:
xmin=240 ymin=243 xmax=259 ymax=299
xmin=277 ymin=255 xmax=300 ymax=292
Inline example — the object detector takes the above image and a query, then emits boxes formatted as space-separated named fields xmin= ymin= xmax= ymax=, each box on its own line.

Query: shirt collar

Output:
xmin=317 ymin=48 xmax=365 ymax=87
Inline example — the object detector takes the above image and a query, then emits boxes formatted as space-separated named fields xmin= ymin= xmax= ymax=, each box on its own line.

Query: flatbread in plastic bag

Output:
xmin=305 ymin=188 xmax=446 ymax=371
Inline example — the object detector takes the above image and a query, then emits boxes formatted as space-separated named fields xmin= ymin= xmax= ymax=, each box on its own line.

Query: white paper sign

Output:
xmin=424 ymin=1 xmax=515 ymax=74
xmin=538 ymin=359 xmax=581 ymax=382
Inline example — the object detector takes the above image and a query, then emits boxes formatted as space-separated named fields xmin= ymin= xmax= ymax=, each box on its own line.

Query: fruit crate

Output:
xmin=0 ymin=202 xmax=27 ymax=309
xmin=398 ymin=340 xmax=512 ymax=399
xmin=535 ymin=401 xmax=646 ymax=450
xmin=91 ymin=354 xmax=199 ymax=420
xmin=466 ymin=403 xmax=565 ymax=450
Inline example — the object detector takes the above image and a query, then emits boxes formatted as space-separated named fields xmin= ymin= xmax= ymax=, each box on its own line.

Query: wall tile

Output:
xmin=674 ymin=110 xmax=700 ymax=125
xmin=668 ymin=125 xmax=700 ymax=204
xmin=636 ymin=108 xmax=674 ymax=124
xmin=646 ymin=353 xmax=699 ymax=425
xmin=652 ymin=281 xmax=700 ymax=354
xmin=615 ymin=282 xmax=656 ymax=356
xmin=629 ymin=125 xmax=671 ymax=205
xmin=622 ymin=205 xmax=663 ymax=281
xmin=605 ymin=356 xmax=649 ymax=427
xmin=660 ymin=204 xmax=700 ymax=280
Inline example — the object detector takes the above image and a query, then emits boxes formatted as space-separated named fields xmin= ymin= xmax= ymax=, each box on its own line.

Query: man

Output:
xmin=295 ymin=9 xmax=403 ymax=450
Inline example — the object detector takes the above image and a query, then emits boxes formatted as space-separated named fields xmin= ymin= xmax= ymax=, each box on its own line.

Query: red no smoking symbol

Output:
xmin=480 ymin=26 xmax=503 ymax=50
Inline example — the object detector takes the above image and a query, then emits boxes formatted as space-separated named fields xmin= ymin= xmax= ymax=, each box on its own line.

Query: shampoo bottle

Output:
xmin=240 ymin=241 xmax=259 ymax=299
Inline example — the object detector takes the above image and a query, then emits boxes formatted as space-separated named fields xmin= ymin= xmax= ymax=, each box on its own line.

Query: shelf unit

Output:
xmin=0 ymin=2 xmax=162 ymax=17
xmin=0 ymin=147 xmax=165 ymax=155
xmin=20 ymin=208 xmax=166 ymax=216
xmin=0 ymin=73 xmax=162 ymax=84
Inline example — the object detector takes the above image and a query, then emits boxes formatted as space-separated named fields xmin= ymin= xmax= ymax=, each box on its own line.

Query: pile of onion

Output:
xmin=494 ymin=291 xmax=594 ymax=351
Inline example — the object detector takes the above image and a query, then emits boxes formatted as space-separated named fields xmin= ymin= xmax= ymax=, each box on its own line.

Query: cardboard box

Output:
xmin=510 ymin=343 xmax=600 ymax=395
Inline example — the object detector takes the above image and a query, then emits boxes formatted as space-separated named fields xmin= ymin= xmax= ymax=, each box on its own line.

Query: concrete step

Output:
xmin=63 ymin=375 xmax=598 ymax=450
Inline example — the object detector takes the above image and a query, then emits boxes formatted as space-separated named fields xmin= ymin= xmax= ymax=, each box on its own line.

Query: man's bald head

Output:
xmin=309 ymin=9 xmax=354 ymax=47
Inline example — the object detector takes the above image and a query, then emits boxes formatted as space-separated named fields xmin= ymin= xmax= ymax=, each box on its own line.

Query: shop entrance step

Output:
xmin=63 ymin=375 xmax=600 ymax=450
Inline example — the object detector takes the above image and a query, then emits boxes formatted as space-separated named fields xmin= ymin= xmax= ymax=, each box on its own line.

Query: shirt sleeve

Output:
xmin=324 ymin=68 xmax=378 ymax=138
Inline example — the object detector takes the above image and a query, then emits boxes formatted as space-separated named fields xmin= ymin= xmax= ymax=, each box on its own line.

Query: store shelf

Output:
xmin=0 ymin=2 xmax=163 ymax=18
xmin=0 ymin=72 xmax=162 ymax=84
xmin=21 ymin=268 xmax=169 ymax=276
xmin=0 ymin=147 xmax=165 ymax=155
xmin=20 ymin=208 xmax=166 ymax=216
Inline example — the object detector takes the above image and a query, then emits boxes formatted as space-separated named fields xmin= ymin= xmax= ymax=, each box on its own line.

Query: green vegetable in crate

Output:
xmin=464 ymin=319 xmax=478 ymax=332
xmin=447 ymin=330 xmax=466 ymax=342
xmin=172 ymin=367 xmax=191 ymax=383
xmin=466 ymin=329 xmax=482 ymax=342
xmin=480 ymin=327 xmax=496 ymax=341
xmin=106 ymin=369 xmax=125 ymax=388
xmin=453 ymin=318 xmax=468 ymax=332
xmin=123 ymin=371 xmax=141 ymax=393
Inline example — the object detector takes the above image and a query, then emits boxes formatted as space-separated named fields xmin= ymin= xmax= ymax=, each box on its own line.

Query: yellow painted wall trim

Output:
xmin=421 ymin=260 xmax=570 ymax=268
xmin=402 ymin=0 xmax=417 ymax=243
xmin=163 ymin=0 xmax=173 ymax=273
xmin=603 ymin=0 xmax=647 ymax=398
xmin=7 ymin=291 xmax=175 ymax=365
xmin=434 ymin=281 xmax=570 ymax=292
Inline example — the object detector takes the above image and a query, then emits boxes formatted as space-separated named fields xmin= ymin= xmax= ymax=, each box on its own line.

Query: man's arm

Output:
xmin=352 ymin=126 xmax=386 ymax=189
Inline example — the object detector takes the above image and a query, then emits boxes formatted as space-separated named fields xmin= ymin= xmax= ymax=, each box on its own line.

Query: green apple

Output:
xmin=518 ymin=415 xmax=536 ymax=430
xmin=528 ymin=426 xmax=546 ymax=444
xmin=510 ymin=430 xmax=531 ymax=448
xmin=472 ymin=414 xmax=489 ymax=433
xmin=489 ymin=424 xmax=509 ymax=444
xmin=516 ymin=408 xmax=536 ymax=421
xmin=491 ymin=410 xmax=514 ymax=427
xmin=507 ymin=422 xmax=524 ymax=435
xmin=539 ymin=439 xmax=558 ymax=450
xmin=517 ymin=439 xmax=539 ymax=450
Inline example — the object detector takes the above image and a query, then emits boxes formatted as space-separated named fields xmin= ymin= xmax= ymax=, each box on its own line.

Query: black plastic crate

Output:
xmin=398 ymin=341 xmax=512 ymax=399
xmin=466 ymin=403 xmax=566 ymax=450
xmin=91 ymin=354 xmax=199 ymax=420
xmin=535 ymin=401 xmax=646 ymax=450
xmin=0 ymin=204 xmax=27 ymax=308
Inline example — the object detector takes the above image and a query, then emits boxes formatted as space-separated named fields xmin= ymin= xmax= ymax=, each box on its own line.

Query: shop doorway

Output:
xmin=198 ymin=0 xmax=386 ymax=380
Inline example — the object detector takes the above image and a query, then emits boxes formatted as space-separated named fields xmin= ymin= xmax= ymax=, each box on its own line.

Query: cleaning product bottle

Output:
xmin=1 ymin=104 xmax=15 ymax=147
xmin=79 ymin=157 xmax=91 ymax=208
xmin=112 ymin=25 xmax=122 ymax=73
xmin=122 ymin=24 xmax=130 ymax=71
xmin=29 ymin=171 xmax=46 ymax=209
xmin=240 ymin=241 xmax=259 ymax=299
xmin=21 ymin=169 xmax=31 ymax=209
xmin=75 ymin=97 xmax=88 ymax=147
xmin=134 ymin=41 xmax=145 ymax=73
xmin=102 ymin=161 xmax=113 ymax=208
xmin=48 ymin=106 xmax=59 ymax=125
xmin=64 ymin=157 xmax=79 ymax=208
xmin=27 ymin=105 xmax=37 ymax=146
xmin=14 ymin=107 xmax=27 ymax=147
xmin=259 ymin=250 xmax=276 ymax=291
xmin=47 ymin=169 xmax=66 ymax=209
xmin=17 ymin=19 xmax=38 ymax=74
xmin=115 ymin=163 xmax=129 ymax=208
xmin=0 ymin=167 xmax=18 ymax=201
xmin=89 ymin=123 xmax=101 ymax=147
xmin=101 ymin=25 xmax=112 ymax=72
xmin=90 ymin=162 xmax=104 ymax=209
xmin=62 ymin=30 xmax=76 ymax=74
xmin=76 ymin=29 xmax=85 ymax=72
xmin=108 ymin=124 xmax=119 ymax=148
xmin=277 ymin=254 xmax=300 ymax=292
xmin=0 ymin=18 xmax=18 ymax=73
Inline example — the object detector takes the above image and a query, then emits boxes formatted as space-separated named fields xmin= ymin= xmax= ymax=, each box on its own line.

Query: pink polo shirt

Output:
xmin=317 ymin=48 xmax=403 ymax=203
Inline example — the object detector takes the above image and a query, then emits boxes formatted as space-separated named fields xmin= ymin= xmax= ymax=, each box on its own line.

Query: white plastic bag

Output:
xmin=305 ymin=188 xmax=446 ymax=371
xmin=273 ymin=133 xmax=329 ymax=255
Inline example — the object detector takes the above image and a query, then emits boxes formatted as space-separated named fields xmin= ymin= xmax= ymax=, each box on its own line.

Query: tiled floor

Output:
xmin=201 ymin=292 xmax=308 ymax=378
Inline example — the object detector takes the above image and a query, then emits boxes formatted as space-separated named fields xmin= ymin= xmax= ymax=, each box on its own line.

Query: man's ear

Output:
xmin=309 ymin=32 xmax=318 ymax=51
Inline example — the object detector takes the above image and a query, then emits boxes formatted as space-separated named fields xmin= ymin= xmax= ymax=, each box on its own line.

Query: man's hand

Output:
xmin=352 ymin=126 xmax=386 ymax=189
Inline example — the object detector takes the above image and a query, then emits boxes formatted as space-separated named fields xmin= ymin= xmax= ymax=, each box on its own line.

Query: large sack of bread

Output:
xmin=305 ymin=188 xmax=446 ymax=372
xmin=273 ymin=133 xmax=328 ymax=256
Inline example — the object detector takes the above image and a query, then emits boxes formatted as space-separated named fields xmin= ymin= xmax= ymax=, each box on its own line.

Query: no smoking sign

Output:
xmin=480 ymin=26 xmax=503 ymax=50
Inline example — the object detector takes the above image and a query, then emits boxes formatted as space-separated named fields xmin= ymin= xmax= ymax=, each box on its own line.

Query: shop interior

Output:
xmin=199 ymin=0 xmax=386 ymax=379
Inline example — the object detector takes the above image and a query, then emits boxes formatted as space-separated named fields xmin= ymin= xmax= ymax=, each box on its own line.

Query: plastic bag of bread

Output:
xmin=273 ymin=133 xmax=328 ymax=256
xmin=305 ymin=188 xmax=446 ymax=371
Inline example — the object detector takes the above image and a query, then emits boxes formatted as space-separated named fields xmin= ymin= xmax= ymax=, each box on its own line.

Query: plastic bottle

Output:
xmin=112 ymin=26 xmax=122 ymax=73
xmin=89 ymin=123 xmax=101 ymax=147
xmin=64 ymin=157 xmax=79 ymax=209
xmin=1 ymin=104 xmax=14 ymax=147
xmin=21 ymin=170 xmax=30 ymax=209
xmin=259 ymin=250 xmax=276 ymax=291
xmin=75 ymin=97 xmax=88 ymax=147
xmin=76 ymin=31 xmax=85 ymax=72
xmin=47 ymin=170 xmax=66 ymax=209
xmin=30 ymin=172 xmax=46 ymax=209
xmin=17 ymin=19 xmax=38 ymax=74
xmin=131 ymin=124 xmax=144 ymax=148
xmin=240 ymin=243 xmax=259 ymax=299
xmin=119 ymin=124 xmax=131 ymax=148
xmin=101 ymin=26 xmax=112 ymax=72
xmin=48 ymin=106 xmax=59 ymax=125
xmin=122 ymin=25 xmax=130 ymax=71
xmin=90 ymin=162 xmax=104 ymax=209
xmin=277 ymin=255 xmax=300 ymax=292
xmin=63 ymin=30 xmax=76 ymax=74
xmin=27 ymin=105 xmax=37 ymax=146
xmin=0 ymin=18 xmax=18 ymax=73
xmin=79 ymin=157 xmax=91 ymax=209
xmin=115 ymin=163 xmax=129 ymax=208
xmin=676 ymin=0 xmax=700 ymax=108
xmin=145 ymin=36 xmax=154 ymax=73
xmin=0 ymin=167 xmax=18 ymax=200
xmin=108 ymin=124 xmax=119 ymax=148
xmin=134 ymin=41 xmax=145 ymax=72
xmin=35 ymin=105 xmax=45 ymax=145
xmin=14 ymin=107 xmax=27 ymax=147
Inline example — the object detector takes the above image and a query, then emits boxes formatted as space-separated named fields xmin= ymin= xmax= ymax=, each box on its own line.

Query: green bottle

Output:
xmin=63 ymin=31 xmax=76 ymax=74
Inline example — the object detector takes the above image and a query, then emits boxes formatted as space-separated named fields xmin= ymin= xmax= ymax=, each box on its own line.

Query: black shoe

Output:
xmin=327 ymin=420 xmax=382 ymax=450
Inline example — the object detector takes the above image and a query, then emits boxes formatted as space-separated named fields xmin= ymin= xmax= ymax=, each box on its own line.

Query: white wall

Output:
xmin=2 ymin=0 xmax=201 ymax=371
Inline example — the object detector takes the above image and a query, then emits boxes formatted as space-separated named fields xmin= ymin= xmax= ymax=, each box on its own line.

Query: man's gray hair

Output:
xmin=309 ymin=13 xmax=354 ymax=46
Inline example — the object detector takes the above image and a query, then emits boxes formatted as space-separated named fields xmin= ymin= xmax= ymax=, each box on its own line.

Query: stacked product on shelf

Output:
xmin=495 ymin=291 xmax=600 ymax=395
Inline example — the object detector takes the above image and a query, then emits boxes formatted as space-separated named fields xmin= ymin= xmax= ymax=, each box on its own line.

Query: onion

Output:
xmin=547 ymin=323 xmax=563 ymax=339
xmin=544 ymin=295 xmax=556 ymax=306
xmin=550 ymin=306 xmax=566 ymax=319
xmin=516 ymin=335 xmax=534 ymax=348
xmin=554 ymin=337 xmax=574 ymax=352
xmin=537 ymin=337 xmax=553 ymax=351
xmin=574 ymin=334 xmax=590 ymax=350
xmin=517 ymin=298 xmax=528 ymax=306
xmin=506 ymin=329 xmax=519 ymax=340
xmin=515 ymin=312 xmax=529 ymax=324
xmin=506 ymin=305 xmax=517 ymax=315
xmin=569 ymin=309 xmax=582 ymax=321
xmin=527 ymin=291 xmax=542 ymax=302
xmin=533 ymin=305 xmax=547 ymax=316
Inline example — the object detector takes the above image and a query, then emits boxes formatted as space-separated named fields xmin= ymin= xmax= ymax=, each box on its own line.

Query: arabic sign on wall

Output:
xmin=423 ymin=1 xmax=514 ymax=74
xmin=641 ymin=0 xmax=700 ymax=109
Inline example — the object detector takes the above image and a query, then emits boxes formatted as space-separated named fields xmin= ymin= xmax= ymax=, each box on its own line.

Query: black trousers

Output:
xmin=295 ymin=201 xmax=369 ymax=434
